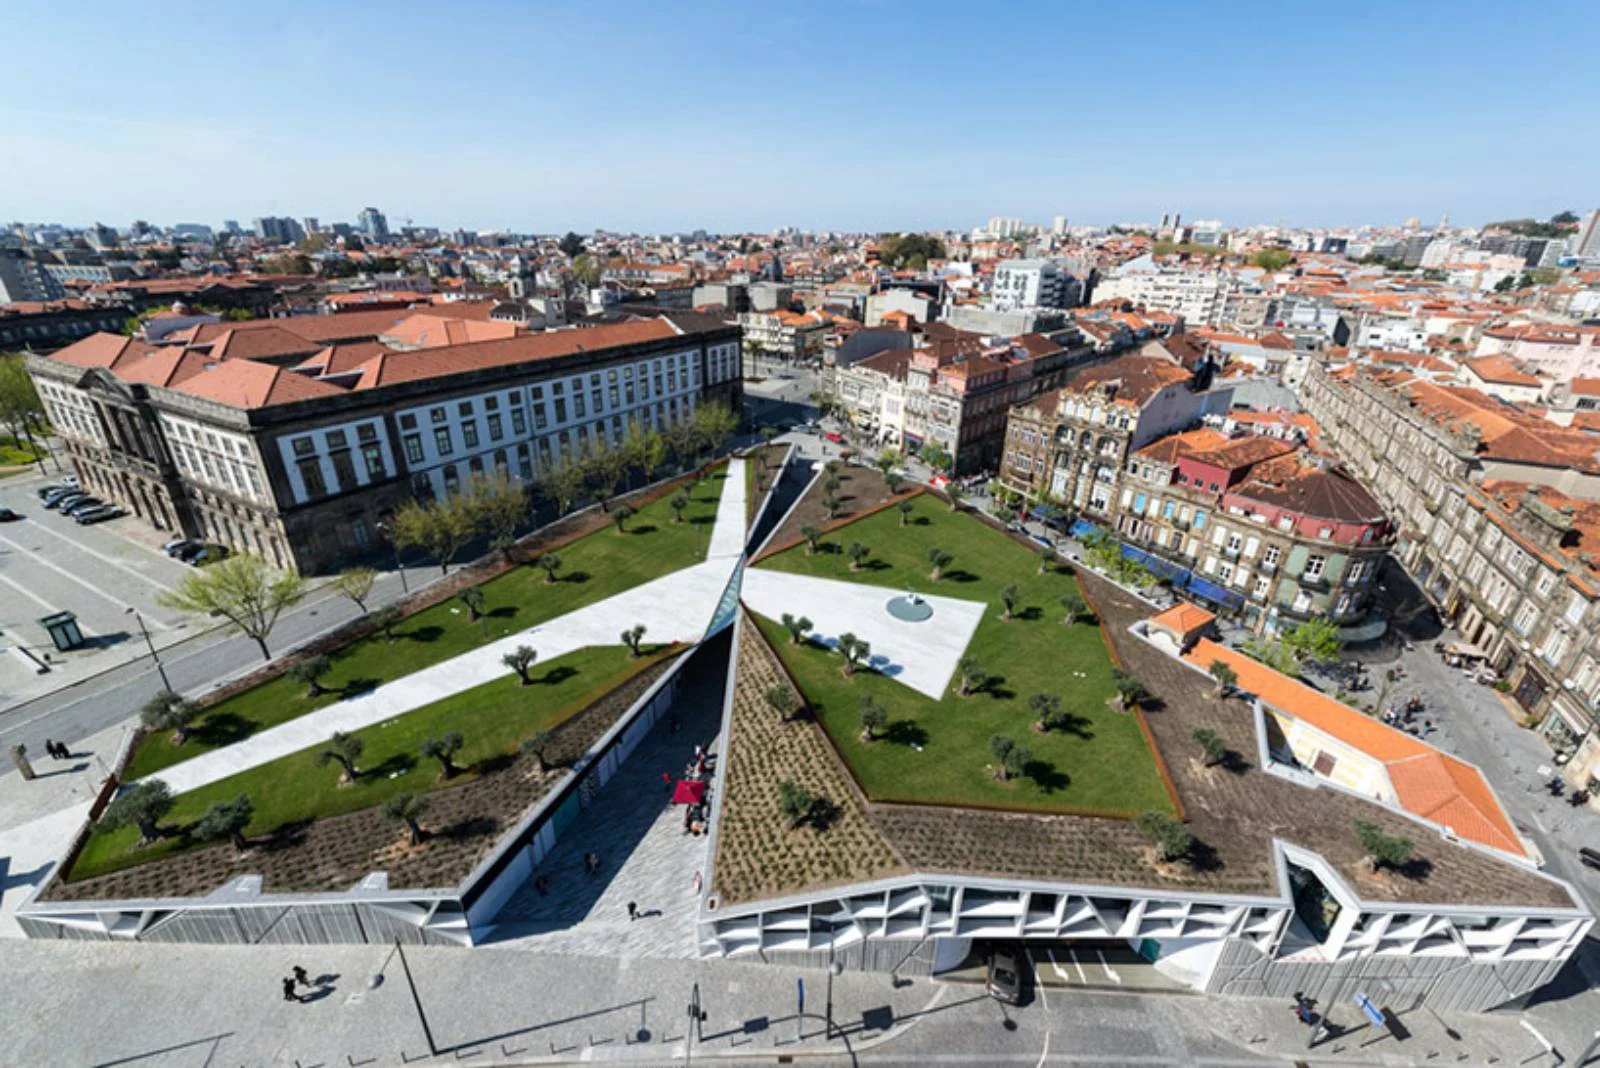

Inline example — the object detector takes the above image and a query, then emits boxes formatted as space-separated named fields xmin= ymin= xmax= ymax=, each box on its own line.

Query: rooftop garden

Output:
xmin=69 ymin=643 xmax=679 ymax=884
xmin=125 ymin=469 xmax=726 ymax=780
xmin=751 ymin=493 xmax=1176 ymax=816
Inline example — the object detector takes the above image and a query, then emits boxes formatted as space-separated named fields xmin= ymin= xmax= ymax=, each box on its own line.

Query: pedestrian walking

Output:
xmin=293 ymin=965 xmax=311 ymax=988
xmin=55 ymin=741 xmax=70 ymax=760
xmin=627 ymin=901 xmax=638 ymax=922
xmin=45 ymin=739 xmax=58 ymax=761
xmin=691 ymin=870 xmax=703 ymax=894
xmin=282 ymin=977 xmax=299 ymax=1003
xmin=662 ymin=771 xmax=672 ymax=790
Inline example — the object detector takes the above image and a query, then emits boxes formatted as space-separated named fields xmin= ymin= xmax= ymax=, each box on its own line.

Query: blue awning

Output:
xmin=1185 ymin=575 xmax=1246 ymax=609
xmin=1068 ymin=519 xmax=1101 ymax=539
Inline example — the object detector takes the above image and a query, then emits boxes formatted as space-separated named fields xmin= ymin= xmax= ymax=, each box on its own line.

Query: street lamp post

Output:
xmin=125 ymin=607 xmax=170 ymax=692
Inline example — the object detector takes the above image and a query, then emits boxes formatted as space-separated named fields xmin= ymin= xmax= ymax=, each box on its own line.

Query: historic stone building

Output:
xmin=28 ymin=310 xmax=741 ymax=574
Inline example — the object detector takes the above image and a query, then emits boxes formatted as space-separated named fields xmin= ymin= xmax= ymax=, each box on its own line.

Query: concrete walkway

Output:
xmin=485 ymin=633 xmax=730 ymax=956
xmin=741 ymin=568 xmax=986 ymax=699
xmin=146 ymin=459 xmax=746 ymax=797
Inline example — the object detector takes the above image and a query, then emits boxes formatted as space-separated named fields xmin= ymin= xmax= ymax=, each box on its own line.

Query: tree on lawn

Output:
xmin=384 ymin=792 xmax=430 ymax=846
xmin=318 ymin=731 xmax=364 ymax=783
xmin=391 ymin=495 xmax=475 ymax=576
xmin=371 ymin=604 xmax=401 ymax=642
xmin=988 ymin=735 xmax=1029 ymax=782
xmin=884 ymin=471 xmax=903 ymax=493
xmin=781 ymin=613 xmax=813 ymax=645
xmin=520 ymin=729 xmax=555 ymax=773
xmin=502 ymin=645 xmax=537 ymax=685
xmin=822 ymin=492 xmax=840 ymax=518
xmin=801 ymin=526 xmax=824 ymax=555
xmin=927 ymin=547 xmax=953 ymax=581
xmin=101 ymin=779 xmax=175 ymax=845
xmin=859 ymin=695 xmax=888 ymax=741
xmin=422 ymin=732 xmax=465 ymax=779
xmin=847 ymin=541 xmax=870 ymax=571
xmin=999 ymin=583 xmax=1021 ymax=620
xmin=956 ymin=656 xmax=985 ymax=697
xmin=691 ymin=401 xmax=740 ymax=462
xmin=457 ymin=585 xmax=486 ymax=622
xmin=612 ymin=503 xmax=636 ymax=532
xmin=291 ymin=654 xmax=333 ymax=698
xmin=621 ymin=624 xmax=648 ymax=657
xmin=1137 ymin=811 xmax=1193 ymax=863
xmin=158 ymin=553 xmax=306 ymax=661
xmin=536 ymin=552 xmax=562 ymax=585
xmin=945 ymin=483 xmax=966 ymax=511
xmin=823 ymin=475 xmax=841 ymax=497
xmin=1192 ymin=727 xmax=1227 ymax=767
xmin=1353 ymin=820 xmax=1414 ymax=873
xmin=1111 ymin=669 xmax=1144 ymax=711
xmin=670 ymin=491 xmax=690 ymax=523
xmin=1208 ymin=660 xmax=1238 ymax=699
xmin=837 ymin=633 xmax=871 ymax=677
xmin=1059 ymin=590 xmax=1087 ymax=625
xmin=195 ymin=793 xmax=255 ymax=853
xmin=1282 ymin=618 xmax=1343 ymax=667
xmin=1037 ymin=546 xmax=1054 ymax=575
xmin=779 ymin=779 xmax=815 ymax=828
xmin=1028 ymin=692 xmax=1066 ymax=733
xmin=140 ymin=690 xmax=202 ymax=745
xmin=333 ymin=566 xmax=378 ymax=615
xmin=765 ymin=684 xmax=799 ymax=721
xmin=897 ymin=500 xmax=914 ymax=526
xmin=538 ymin=455 xmax=587 ymax=516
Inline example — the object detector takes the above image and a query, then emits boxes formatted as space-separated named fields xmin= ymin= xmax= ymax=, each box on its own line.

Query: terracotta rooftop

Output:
xmin=1062 ymin=354 xmax=1194 ymax=407
xmin=1185 ymin=638 xmax=1525 ymax=857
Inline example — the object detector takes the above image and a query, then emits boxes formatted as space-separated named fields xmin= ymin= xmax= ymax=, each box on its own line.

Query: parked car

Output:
xmin=163 ymin=536 xmax=200 ymax=558
xmin=824 ymin=431 xmax=845 ymax=444
xmin=41 ymin=485 xmax=79 ymax=504
xmin=1581 ymin=847 xmax=1600 ymax=872
xmin=37 ymin=483 xmax=66 ymax=500
xmin=63 ymin=497 xmax=106 ymax=517
xmin=0 ymin=507 xmax=21 ymax=522
xmin=184 ymin=543 xmax=230 ymax=566
xmin=986 ymin=946 xmax=1023 ymax=1004
xmin=74 ymin=504 xmax=124 ymax=524
xmin=45 ymin=491 xmax=88 ymax=511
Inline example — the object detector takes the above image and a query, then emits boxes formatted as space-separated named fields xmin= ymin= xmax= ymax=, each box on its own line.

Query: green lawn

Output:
xmin=0 ymin=434 xmax=42 ymax=466
xmin=126 ymin=470 xmax=727 ymax=779
xmin=753 ymin=494 xmax=1174 ymax=815
xmin=75 ymin=644 xmax=669 ymax=881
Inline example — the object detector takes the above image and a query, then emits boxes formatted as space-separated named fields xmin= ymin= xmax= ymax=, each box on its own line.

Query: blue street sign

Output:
xmin=797 ymin=977 xmax=805 ymax=1015
xmin=1354 ymin=991 xmax=1386 ymax=1029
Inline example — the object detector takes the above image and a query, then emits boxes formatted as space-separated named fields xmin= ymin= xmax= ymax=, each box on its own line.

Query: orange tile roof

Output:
xmin=1184 ymin=638 xmax=1524 ymax=856
xmin=1149 ymin=602 xmax=1215 ymax=636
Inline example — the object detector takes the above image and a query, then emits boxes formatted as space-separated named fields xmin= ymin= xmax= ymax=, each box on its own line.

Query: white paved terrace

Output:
xmin=740 ymin=568 xmax=985 ymax=699
xmin=144 ymin=460 xmax=746 ymax=797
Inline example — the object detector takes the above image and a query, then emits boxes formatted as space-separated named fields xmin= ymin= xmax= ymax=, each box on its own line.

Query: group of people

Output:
xmin=40 ymin=739 xmax=72 ymax=761
xmin=280 ymin=965 xmax=324 ymax=1003
xmin=1381 ymin=694 xmax=1434 ymax=736
xmin=682 ymin=742 xmax=714 ymax=836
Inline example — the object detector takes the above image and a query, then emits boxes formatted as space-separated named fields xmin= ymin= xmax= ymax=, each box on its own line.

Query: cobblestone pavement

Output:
xmin=484 ymin=635 xmax=729 ymax=958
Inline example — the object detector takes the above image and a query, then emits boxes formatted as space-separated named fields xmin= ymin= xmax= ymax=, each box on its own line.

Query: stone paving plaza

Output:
xmin=486 ymin=637 xmax=728 ymax=959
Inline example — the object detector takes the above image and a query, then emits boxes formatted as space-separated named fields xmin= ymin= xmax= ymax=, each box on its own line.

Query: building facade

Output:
xmin=1301 ymin=362 xmax=1600 ymax=798
xmin=28 ymin=313 xmax=742 ymax=575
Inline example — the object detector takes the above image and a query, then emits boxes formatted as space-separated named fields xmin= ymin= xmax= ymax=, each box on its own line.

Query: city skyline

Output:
xmin=3 ymin=0 xmax=1597 ymax=233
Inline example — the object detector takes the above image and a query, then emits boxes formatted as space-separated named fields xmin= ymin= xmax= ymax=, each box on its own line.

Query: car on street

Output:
xmin=73 ymin=504 xmax=125 ymax=524
xmin=163 ymin=536 xmax=200 ymax=557
xmin=986 ymin=946 xmax=1023 ymax=1004
xmin=45 ymin=491 xmax=88 ymax=511
xmin=824 ymin=431 xmax=845 ymax=444
xmin=180 ymin=542 xmax=229 ymax=566
xmin=0 ymin=507 xmax=21 ymax=522
xmin=1581 ymin=846 xmax=1600 ymax=872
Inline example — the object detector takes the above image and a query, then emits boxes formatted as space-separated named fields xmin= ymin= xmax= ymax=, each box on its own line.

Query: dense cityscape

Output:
xmin=4 ymin=3 xmax=1600 ymax=1066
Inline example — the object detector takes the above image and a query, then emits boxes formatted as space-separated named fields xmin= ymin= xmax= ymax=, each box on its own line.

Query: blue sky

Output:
xmin=3 ymin=0 xmax=1596 ymax=234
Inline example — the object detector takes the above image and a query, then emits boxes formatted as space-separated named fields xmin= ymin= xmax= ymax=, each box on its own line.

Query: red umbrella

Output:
xmin=671 ymin=779 xmax=707 ymax=805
